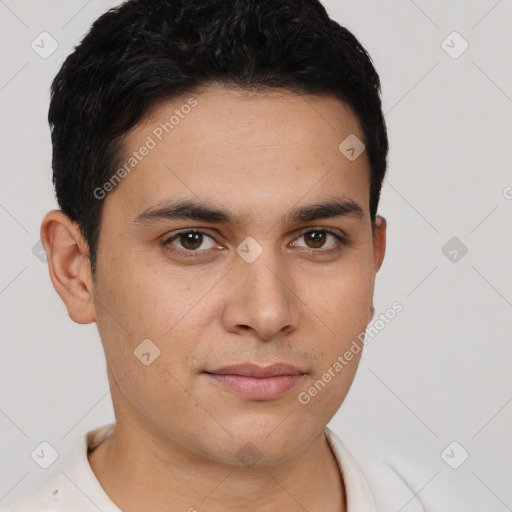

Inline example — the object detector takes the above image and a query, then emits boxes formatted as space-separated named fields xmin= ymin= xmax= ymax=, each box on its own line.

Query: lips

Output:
xmin=206 ymin=363 xmax=304 ymax=378
xmin=204 ymin=363 xmax=306 ymax=401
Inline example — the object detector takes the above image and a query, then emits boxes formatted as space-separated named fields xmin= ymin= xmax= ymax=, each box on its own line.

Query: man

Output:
xmin=1 ymin=0 xmax=432 ymax=510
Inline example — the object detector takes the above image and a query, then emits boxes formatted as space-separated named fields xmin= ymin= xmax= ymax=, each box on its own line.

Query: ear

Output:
xmin=367 ymin=215 xmax=387 ymax=324
xmin=372 ymin=215 xmax=386 ymax=273
xmin=40 ymin=210 xmax=96 ymax=324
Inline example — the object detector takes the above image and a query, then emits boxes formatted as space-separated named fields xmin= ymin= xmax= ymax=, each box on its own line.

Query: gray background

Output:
xmin=1 ymin=0 xmax=511 ymax=509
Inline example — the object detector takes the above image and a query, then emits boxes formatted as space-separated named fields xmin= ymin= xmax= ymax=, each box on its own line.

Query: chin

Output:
xmin=200 ymin=414 xmax=315 ymax=467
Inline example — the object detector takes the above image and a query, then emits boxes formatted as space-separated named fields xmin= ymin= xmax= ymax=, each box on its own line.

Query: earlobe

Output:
xmin=367 ymin=216 xmax=386 ymax=325
xmin=367 ymin=303 xmax=375 ymax=324
xmin=373 ymin=215 xmax=387 ymax=273
xmin=40 ymin=210 xmax=96 ymax=324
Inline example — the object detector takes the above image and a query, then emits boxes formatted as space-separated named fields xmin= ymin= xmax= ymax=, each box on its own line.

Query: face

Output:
xmin=54 ymin=85 xmax=385 ymax=465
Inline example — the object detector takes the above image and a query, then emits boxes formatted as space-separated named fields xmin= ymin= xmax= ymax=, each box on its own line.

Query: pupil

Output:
xmin=181 ymin=232 xmax=202 ymax=250
xmin=307 ymin=231 xmax=325 ymax=249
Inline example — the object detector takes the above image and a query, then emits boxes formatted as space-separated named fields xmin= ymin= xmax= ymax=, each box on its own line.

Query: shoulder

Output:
xmin=324 ymin=427 xmax=477 ymax=512
xmin=325 ymin=427 xmax=426 ymax=511
xmin=361 ymin=457 xmax=430 ymax=512
xmin=0 ymin=467 xmax=78 ymax=512
xmin=1 ymin=423 xmax=117 ymax=512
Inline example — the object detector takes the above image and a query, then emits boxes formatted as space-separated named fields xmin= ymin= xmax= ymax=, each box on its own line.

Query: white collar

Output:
xmin=74 ymin=423 xmax=378 ymax=511
xmin=4 ymin=423 xmax=378 ymax=511
xmin=324 ymin=426 xmax=378 ymax=511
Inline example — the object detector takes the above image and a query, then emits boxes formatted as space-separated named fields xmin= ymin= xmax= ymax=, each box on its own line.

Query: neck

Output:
xmin=88 ymin=423 xmax=346 ymax=512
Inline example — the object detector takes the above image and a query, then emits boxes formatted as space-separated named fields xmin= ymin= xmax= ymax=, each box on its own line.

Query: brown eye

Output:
xmin=163 ymin=230 xmax=217 ymax=253
xmin=178 ymin=232 xmax=203 ymax=250
xmin=294 ymin=229 xmax=344 ymax=251
xmin=304 ymin=230 xmax=327 ymax=249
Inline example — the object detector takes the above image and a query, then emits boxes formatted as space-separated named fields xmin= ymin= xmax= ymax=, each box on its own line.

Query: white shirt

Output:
xmin=0 ymin=423 xmax=434 ymax=511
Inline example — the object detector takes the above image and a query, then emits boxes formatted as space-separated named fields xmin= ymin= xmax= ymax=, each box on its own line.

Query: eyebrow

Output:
xmin=133 ymin=197 xmax=364 ymax=226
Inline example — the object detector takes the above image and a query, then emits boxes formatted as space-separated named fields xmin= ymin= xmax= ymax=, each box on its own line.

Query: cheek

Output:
xmin=296 ymin=344 xmax=362 ymax=430
xmin=303 ymin=257 xmax=374 ymax=336
xmin=92 ymin=264 xmax=200 ymax=417
xmin=296 ymin=258 xmax=373 ymax=413
xmin=92 ymin=256 xmax=217 ymax=391
xmin=95 ymin=252 xmax=205 ymax=337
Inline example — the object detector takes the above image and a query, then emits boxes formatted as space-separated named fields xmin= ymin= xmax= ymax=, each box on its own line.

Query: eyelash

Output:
xmin=161 ymin=228 xmax=348 ymax=259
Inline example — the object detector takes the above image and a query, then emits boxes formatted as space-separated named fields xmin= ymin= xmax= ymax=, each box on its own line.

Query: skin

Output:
xmin=41 ymin=85 xmax=386 ymax=512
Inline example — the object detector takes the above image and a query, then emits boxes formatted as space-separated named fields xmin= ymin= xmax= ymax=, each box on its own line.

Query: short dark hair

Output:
xmin=48 ymin=0 xmax=388 ymax=276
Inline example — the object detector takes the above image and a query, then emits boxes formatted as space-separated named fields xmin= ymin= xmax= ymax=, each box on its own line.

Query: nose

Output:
xmin=220 ymin=250 xmax=300 ymax=341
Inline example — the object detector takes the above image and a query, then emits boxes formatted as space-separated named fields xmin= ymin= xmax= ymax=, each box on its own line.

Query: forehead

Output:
xmin=107 ymin=86 xmax=370 ymax=224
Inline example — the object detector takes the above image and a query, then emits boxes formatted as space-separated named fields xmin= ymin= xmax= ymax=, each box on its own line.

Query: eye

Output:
xmin=163 ymin=229 xmax=218 ymax=256
xmin=292 ymin=228 xmax=346 ymax=252
xmin=162 ymin=227 xmax=347 ymax=259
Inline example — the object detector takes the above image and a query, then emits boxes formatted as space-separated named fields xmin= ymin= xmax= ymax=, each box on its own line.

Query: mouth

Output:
xmin=203 ymin=363 xmax=306 ymax=401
